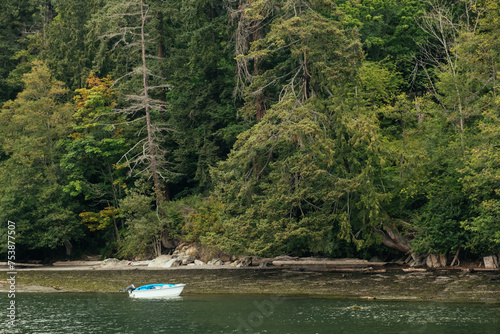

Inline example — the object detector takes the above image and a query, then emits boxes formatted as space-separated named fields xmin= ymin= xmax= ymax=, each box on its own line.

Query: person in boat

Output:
xmin=119 ymin=284 xmax=135 ymax=292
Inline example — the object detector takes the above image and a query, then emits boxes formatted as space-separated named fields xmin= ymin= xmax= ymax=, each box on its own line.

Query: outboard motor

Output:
xmin=119 ymin=284 xmax=136 ymax=293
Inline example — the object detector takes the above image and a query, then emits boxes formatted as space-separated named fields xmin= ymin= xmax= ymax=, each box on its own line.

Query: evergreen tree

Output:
xmin=458 ymin=0 xmax=500 ymax=255
xmin=207 ymin=0 xmax=393 ymax=257
xmin=43 ymin=0 xmax=103 ymax=90
xmin=0 ymin=61 xmax=82 ymax=256
xmin=0 ymin=0 xmax=53 ymax=103
xmin=161 ymin=0 xmax=247 ymax=195
xmin=338 ymin=0 xmax=428 ymax=93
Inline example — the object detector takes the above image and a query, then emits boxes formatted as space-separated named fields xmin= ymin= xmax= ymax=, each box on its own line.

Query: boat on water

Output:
xmin=121 ymin=283 xmax=186 ymax=298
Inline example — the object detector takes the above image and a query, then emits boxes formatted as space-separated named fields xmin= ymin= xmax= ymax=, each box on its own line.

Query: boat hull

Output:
xmin=129 ymin=284 xmax=186 ymax=299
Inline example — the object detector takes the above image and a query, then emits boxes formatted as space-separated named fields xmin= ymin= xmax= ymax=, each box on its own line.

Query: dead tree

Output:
xmin=95 ymin=0 xmax=172 ymax=204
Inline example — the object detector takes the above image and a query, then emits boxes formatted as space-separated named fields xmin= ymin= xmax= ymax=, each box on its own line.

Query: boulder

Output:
xmin=208 ymin=258 xmax=224 ymax=266
xmin=179 ymin=255 xmax=195 ymax=265
xmin=258 ymin=259 xmax=273 ymax=268
xmin=164 ymin=258 xmax=182 ymax=268
xmin=236 ymin=256 xmax=252 ymax=268
xmin=194 ymin=259 xmax=205 ymax=265
xmin=147 ymin=255 xmax=173 ymax=268
xmin=100 ymin=258 xmax=129 ymax=268
xmin=172 ymin=243 xmax=189 ymax=257
xmin=172 ymin=243 xmax=201 ymax=258
xmin=147 ymin=256 xmax=182 ymax=268
xmin=184 ymin=244 xmax=199 ymax=257
xmin=218 ymin=253 xmax=231 ymax=262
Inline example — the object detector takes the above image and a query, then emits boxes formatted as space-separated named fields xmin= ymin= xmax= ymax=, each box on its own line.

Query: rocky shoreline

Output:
xmin=3 ymin=242 xmax=498 ymax=271
xmin=1 ymin=243 xmax=499 ymax=301
xmin=1 ymin=262 xmax=499 ymax=302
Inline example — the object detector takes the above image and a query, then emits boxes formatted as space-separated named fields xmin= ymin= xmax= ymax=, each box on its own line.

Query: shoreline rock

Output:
xmin=1 ymin=241 xmax=494 ymax=272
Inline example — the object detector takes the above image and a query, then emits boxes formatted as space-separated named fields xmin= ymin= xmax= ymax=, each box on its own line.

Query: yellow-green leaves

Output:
xmin=0 ymin=61 xmax=83 ymax=250
xmin=80 ymin=207 xmax=122 ymax=232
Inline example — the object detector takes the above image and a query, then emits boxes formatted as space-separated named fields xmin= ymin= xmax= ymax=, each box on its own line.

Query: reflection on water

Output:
xmin=1 ymin=293 xmax=499 ymax=333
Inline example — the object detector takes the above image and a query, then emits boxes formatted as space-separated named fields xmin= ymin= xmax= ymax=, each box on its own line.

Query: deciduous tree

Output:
xmin=0 ymin=61 xmax=82 ymax=255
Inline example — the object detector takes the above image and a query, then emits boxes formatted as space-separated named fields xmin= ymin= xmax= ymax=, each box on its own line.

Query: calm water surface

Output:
xmin=1 ymin=293 xmax=499 ymax=333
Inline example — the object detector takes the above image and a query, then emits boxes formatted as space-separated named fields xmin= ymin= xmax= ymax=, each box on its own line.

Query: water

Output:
xmin=1 ymin=293 xmax=499 ymax=333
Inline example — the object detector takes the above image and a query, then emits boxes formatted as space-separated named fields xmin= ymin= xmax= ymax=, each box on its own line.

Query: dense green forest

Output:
xmin=1 ymin=0 xmax=499 ymax=264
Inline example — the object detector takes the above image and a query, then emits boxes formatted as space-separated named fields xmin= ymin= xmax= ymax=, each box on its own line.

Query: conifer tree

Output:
xmin=43 ymin=0 xmax=102 ymax=90
xmin=209 ymin=0 xmax=392 ymax=256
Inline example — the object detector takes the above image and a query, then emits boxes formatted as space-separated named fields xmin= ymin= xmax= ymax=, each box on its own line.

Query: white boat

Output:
xmin=127 ymin=284 xmax=186 ymax=299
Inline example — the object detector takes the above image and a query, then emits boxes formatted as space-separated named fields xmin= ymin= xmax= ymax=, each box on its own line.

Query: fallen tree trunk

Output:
xmin=373 ymin=218 xmax=433 ymax=267
xmin=374 ymin=220 xmax=414 ymax=253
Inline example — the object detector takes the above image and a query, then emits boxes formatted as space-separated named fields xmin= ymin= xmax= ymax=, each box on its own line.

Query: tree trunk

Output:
xmin=375 ymin=222 xmax=412 ymax=253
xmin=426 ymin=253 xmax=447 ymax=268
xmin=113 ymin=216 xmax=120 ymax=242
xmin=63 ymin=240 xmax=73 ymax=256
xmin=140 ymin=0 xmax=164 ymax=205
xmin=483 ymin=255 xmax=499 ymax=269
xmin=450 ymin=247 xmax=460 ymax=266
xmin=252 ymin=19 xmax=266 ymax=120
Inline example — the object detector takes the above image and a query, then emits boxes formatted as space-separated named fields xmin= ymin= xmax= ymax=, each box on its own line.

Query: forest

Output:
xmin=0 ymin=0 xmax=499 ymax=265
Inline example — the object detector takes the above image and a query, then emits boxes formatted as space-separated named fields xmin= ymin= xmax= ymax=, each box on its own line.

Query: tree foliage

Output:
xmin=1 ymin=0 xmax=500 ymax=261
xmin=0 ymin=61 xmax=83 ymax=253
xmin=61 ymin=72 xmax=128 ymax=242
